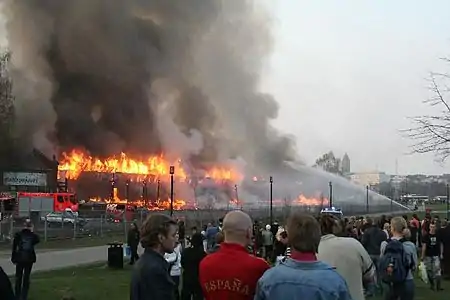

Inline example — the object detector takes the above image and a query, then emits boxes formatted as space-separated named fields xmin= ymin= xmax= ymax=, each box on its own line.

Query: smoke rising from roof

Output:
xmin=2 ymin=0 xmax=296 ymax=168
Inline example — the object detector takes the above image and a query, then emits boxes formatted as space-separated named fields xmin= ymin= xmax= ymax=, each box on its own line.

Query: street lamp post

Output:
xmin=447 ymin=183 xmax=449 ymax=220
xmin=329 ymin=182 xmax=333 ymax=208
xmin=125 ymin=179 xmax=130 ymax=203
xmin=270 ymin=176 xmax=273 ymax=226
xmin=110 ymin=173 xmax=116 ymax=200
xmin=170 ymin=166 xmax=175 ymax=217
xmin=366 ymin=185 xmax=369 ymax=214
xmin=156 ymin=179 xmax=160 ymax=203
xmin=235 ymin=184 xmax=241 ymax=210
xmin=142 ymin=180 xmax=148 ymax=206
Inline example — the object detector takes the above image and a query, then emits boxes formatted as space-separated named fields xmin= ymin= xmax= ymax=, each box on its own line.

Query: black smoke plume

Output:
xmin=2 ymin=0 xmax=296 ymax=168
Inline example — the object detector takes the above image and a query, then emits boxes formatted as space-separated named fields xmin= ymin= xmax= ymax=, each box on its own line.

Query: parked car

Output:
xmin=41 ymin=211 xmax=86 ymax=227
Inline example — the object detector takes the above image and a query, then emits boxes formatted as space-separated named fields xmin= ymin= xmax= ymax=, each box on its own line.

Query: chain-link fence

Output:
xmin=0 ymin=202 xmax=408 ymax=247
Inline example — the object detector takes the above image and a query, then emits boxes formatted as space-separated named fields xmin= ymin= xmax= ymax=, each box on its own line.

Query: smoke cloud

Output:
xmin=2 ymin=0 xmax=296 ymax=169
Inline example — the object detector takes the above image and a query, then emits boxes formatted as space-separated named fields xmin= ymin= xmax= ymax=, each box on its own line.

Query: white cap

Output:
xmin=265 ymin=224 xmax=271 ymax=230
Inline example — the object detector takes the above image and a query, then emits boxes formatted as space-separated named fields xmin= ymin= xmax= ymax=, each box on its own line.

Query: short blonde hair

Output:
xmin=390 ymin=216 xmax=407 ymax=234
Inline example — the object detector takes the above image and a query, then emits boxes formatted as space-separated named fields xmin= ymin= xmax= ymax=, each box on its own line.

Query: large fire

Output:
xmin=58 ymin=149 xmax=240 ymax=182
xmin=58 ymin=149 xmax=329 ymax=210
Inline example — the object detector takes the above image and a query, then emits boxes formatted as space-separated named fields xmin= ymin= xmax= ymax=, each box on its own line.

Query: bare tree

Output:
xmin=404 ymin=58 xmax=450 ymax=161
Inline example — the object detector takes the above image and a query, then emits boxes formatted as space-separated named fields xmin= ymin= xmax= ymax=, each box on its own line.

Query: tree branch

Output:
xmin=404 ymin=58 xmax=450 ymax=161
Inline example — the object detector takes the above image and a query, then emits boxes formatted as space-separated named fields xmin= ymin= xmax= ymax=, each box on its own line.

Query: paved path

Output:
xmin=1 ymin=245 xmax=109 ymax=276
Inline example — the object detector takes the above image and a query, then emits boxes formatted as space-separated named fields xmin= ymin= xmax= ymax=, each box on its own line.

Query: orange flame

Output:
xmin=293 ymin=195 xmax=329 ymax=206
xmin=90 ymin=187 xmax=187 ymax=211
xmin=58 ymin=149 xmax=240 ymax=182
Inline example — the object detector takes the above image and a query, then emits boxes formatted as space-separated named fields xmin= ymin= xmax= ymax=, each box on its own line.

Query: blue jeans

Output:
xmin=384 ymin=279 xmax=414 ymax=300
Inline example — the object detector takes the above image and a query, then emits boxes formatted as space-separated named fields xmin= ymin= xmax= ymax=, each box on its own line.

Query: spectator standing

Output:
xmin=379 ymin=216 xmax=417 ymax=300
xmin=318 ymin=215 xmax=375 ymax=300
xmin=273 ymin=229 xmax=288 ymax=263
xmin=361 ymin=217 xmax=387 ymax=296
xmin=178 ymin=220 xmax=186 ymax=249
xmin=199 ymin=210 xmax=269 ymax=300
xmin=439 ymin=219 xmax=450 ymax=279
xmin=208 ymin=232 xmax=224 ymax=254
xmin=201 ymin=225 xmax=207 ymax=251
xmin=181 ymin=233 xmax=206 ymax=300
xmin=261 ymin=225 xmax=273 ymax=261
xmin=421 ymin=222 xmax=444 ymax=291
xmin=408 ymin=216 xmax=419 ymax=247
xmin=11 ymin=219 xmax=39 ymax=300
xmin=127 ymin=222 xmax=140 ymax=265
xmin=165 ymin=235 xmax=182 ymax=300
xmin=255 ymin=213 xmax=351 ymax=300
xmin=130 ymin=214 xmax=178 ymax=300
xmin=205 ymin=223 xmax=219 ymax=251
xmin=383 ymin=223 xmax=391 ymax=240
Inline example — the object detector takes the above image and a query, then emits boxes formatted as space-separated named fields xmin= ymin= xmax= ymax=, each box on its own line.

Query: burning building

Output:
xmin=57 ymin=149 xmax=329 ymax=211
xmin=57 ymin=149 xmax=244 ymax=210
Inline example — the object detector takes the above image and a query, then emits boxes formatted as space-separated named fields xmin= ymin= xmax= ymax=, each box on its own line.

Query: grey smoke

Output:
xmin=1 ymin=0 xmax=296 ymax=169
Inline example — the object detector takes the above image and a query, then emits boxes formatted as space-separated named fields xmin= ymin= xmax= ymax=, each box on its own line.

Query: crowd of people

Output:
xmin=1 ymin=210 xmax=450 ymax=300
xmin=131 ymin=210 xmax=450 ymax=300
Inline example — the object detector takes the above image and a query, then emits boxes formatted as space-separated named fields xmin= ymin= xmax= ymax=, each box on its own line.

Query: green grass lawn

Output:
xmin=26 ymin=263 xmax=450 ymax=300
xmin=29 ymin=263 xmax=130 ymax=300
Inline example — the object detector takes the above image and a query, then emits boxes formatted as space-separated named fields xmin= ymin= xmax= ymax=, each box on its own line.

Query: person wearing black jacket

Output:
xmin=361 ymin=218 xmax=386 ymax=296
xmin=0 ymin=266 xmax=14 ymax=300
xmin=11 ymin=219 xmax=39 ymax=300
xmin=130 ymin=214 xmax=178 ymax=300
xmin=180 ymin=233 xmax=206 ymax=300
xmin=127 ymin=222 xmax=140 ymax=265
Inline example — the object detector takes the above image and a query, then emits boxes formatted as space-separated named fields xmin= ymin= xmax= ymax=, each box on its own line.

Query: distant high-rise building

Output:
xmin=341 ymin=153 xmax=351 ymax=174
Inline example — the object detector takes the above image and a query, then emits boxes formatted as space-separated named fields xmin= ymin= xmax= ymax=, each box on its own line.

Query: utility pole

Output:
xmin=170 ymin=166 xmax=175 ymax=217
xmin=269 ymin=176 xmax=273 ymax=226
xmin=447 ymin=183 xmax=449 ymax=220
xmin=366 ymin=185 xmax=369 ymax=214
xmin=329 ymin=181 xmax=333 ymax=208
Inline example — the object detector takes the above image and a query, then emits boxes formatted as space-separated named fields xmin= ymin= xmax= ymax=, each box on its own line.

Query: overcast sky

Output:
xmin=263 ymin=1 xmax=450 ymax=175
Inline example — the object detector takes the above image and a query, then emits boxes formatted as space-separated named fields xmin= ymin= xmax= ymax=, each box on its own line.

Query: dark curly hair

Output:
xmin=140 ymin=214 xmax=177 ymax=248
xmin=318 ymin=214 xmax=340 ymax=235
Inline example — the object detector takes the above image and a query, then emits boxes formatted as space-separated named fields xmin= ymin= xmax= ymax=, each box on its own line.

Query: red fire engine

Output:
xmin=17 ymin=192 xmax=78 ymax=217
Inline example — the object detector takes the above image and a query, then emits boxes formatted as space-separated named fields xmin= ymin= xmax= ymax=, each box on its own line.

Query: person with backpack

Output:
xmin=379 ymin=217 xmax=417 ymax=300
xmin=11 ymin=219 xmax=40 ymax=300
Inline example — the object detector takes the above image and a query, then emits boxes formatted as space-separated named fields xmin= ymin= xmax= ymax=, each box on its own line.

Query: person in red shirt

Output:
xmin=199 ymin=210 xmax=269 ymax=300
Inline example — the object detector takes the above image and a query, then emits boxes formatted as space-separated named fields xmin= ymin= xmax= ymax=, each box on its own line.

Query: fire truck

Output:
xmin=17 ymin=192 xmax=79 ymax=217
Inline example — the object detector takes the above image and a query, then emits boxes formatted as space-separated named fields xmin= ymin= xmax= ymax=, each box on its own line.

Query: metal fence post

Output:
xmin=9 ymin=217 xmax=13 ymax=242
xmin=44 ymin=216 xmax=48 ymax=242
xmin=123 ymin=213 xmax=127 ymax=241
xmin=73 ymin=217 xmax=77 ymax=240
xmin=100 ymin=215 xmax=103 ymax=237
